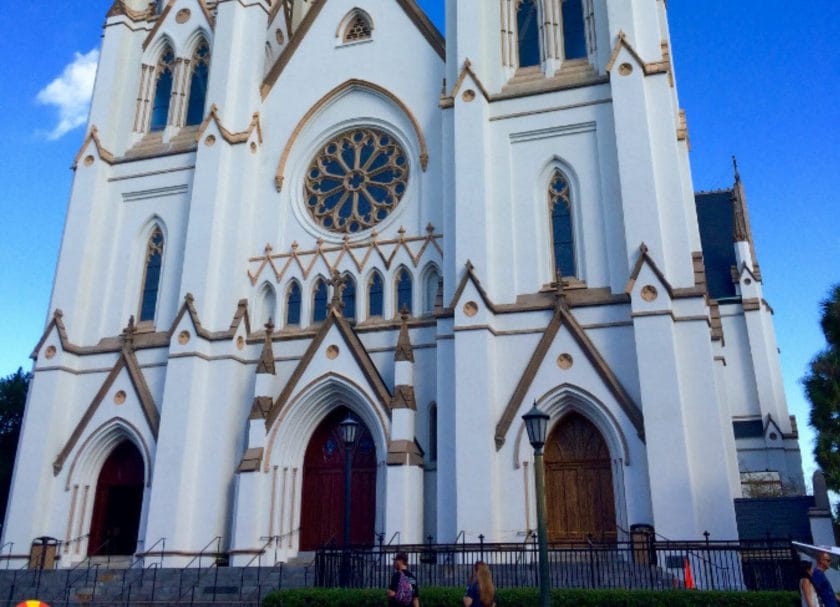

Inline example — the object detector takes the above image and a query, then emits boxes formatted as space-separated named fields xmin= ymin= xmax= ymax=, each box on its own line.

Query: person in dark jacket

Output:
xmin=387 ymin=551 xmax=420 ymax=607
xmin=463 ymin=560 xmax=496 ymax=607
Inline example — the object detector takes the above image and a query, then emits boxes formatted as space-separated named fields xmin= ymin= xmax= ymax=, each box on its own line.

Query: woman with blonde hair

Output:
xmin=463 ymin=560 xmax=496 ymax=607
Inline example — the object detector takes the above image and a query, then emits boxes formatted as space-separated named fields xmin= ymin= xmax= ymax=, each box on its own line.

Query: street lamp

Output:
xmin=339 ymin=413 xmax=358 ymax=587
xmin=523 ymin=402 xmax=551 ymax=607
xmin=339 ymin=413 xmax=359 ymax=548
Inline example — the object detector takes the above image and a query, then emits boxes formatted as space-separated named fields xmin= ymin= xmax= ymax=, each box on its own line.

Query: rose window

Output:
xmin=304 ymin=127 xmax=409 ymax=233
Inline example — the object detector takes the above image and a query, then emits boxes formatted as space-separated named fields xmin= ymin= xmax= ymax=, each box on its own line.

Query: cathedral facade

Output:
xmin=3 ymin=0 xmax=804 ymax=567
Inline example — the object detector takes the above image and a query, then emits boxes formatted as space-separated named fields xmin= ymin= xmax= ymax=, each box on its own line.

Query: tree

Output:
xmin=806 ymin=284 xmax=840 ymax=491
xmin=0 ymin=367 xmax=30 ymax=524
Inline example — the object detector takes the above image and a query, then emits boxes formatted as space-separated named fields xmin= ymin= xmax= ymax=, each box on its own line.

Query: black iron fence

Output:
xmin=314 ymin=536 xmax=798 ymax=592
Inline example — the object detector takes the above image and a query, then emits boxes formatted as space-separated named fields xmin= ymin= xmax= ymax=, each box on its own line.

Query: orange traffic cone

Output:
xmin=684 ymin=558 xmax=695 ymax=589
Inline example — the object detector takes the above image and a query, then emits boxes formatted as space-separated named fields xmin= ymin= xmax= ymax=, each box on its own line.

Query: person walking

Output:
xmin=812 ymin=551 xmax=839 ymax=607
xmin=800 ymin=560 xmax=819 ymax=607
xmin=463 ymin=560 xmax=496 ymax=607
xmin=387 ymin=551 xmax=420 ymax=607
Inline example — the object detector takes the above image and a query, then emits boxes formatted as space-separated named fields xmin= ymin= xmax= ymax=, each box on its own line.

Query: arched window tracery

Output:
xmin=341 ymin=274 xmax=357 ymax=321
xmin=150 ymin=46 xmax=175 ymax=131
xmin=549 ymin=169 xmax=576 ymax=278
xmin=258 ymin=283 xmax=276 ymax=328
xmin=312 ymin=278 xmax=328 ymax=323
xmin=423 ymin=267 xmax=441 ymax=314
xmin=395 ymin=268 xmax=412 ymax=316
xmin=343 ymin=12 xmax=373 ymax=43
xmin=286 ymin=281 xmax=302 ymax=326
xmin=368 ymin=271 xmax=384 ymax=318
xmin=186 ymin=40 xmax=210 ymax=126
xmin=139 ymin=227 xmax=164 ymax=322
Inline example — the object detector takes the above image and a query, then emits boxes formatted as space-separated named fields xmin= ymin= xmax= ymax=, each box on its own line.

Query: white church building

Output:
xmin=3 ymin=0 xmax=805 ymax=567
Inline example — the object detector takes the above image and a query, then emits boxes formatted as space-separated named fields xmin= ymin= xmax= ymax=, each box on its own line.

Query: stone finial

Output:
xmin=329 ymin=269 xmax=347 ymax=314
xmin=121 ymin=315 xmax=138 ymax=349
xmin=256 ymin=319 xmax=276 ymax=375
xmin=395 ymin=309 xmax=414 ymax=362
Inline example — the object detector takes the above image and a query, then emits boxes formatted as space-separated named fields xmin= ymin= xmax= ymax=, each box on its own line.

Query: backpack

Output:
xmin=394 ymin=570 xmax=414 ymax=605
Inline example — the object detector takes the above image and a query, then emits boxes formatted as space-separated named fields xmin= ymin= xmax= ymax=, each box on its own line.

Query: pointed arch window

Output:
xmin=368 ymin=272 xmax=384 ymax=318
xmin=150 ymin=47 xmax=174 ymax=131
xmin=423 ymin=268 xmax=441 ymax=314
xmin=549 ymin=169 xmax=576 ymax=278
xmin=562 ymin=0 xmax=587 ymax=59
xmin=396 ymin=268 xmax=413 ymax=316
xmin=341 ymin=274 xmax=357 ymax=321
xmin=186 ymin=40 xmax=210 ymax=126
xmin=139 ymin=227 xmax=164 ymax=322
xmin=312 ymin=279 xmax=328 ymax=323
xmin=343 ymin=12 xmax=372 ymax=43
xmin=286 ymin=281 xmax=302 ymax=326
xmin=258 ymin=284 xmax=276 ymax=328
xmin=517 ymin=0 xmax=540 ymax=68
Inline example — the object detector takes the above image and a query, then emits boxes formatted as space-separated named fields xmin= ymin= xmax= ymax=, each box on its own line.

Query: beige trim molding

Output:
xmin=387 ymin=439 xmax=424 ymax=467
xmin=494 ymin=303 xmax=644 ymax=450
xmin=274 ymin=79 xmax=429 ymax=191
xmin=72 ymin=127 xmax=115 ymax=169
xmin=264 ymin=307 xmax=392 ymax=429
xmin=441 ymin=59 xmax=491 ymax=108
xmin=52 ymin=334 xmax=161 ymax=475
xmin=605 ymin=31 xmax=672 ymax=85
xmin=196 ymin=105 xmax=263 ymax=146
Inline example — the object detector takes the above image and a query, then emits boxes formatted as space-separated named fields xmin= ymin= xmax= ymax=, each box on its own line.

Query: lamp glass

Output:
xmin=339 ymin=414 xmax=359 ymax=445
xmin=523 ymin=404 xmax=550 ymax=449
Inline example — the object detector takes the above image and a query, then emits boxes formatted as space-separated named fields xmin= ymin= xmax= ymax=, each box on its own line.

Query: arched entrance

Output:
xmin=299 ymin=407 xmax=377 ymax=550
xmin=544 ymin=413 xmax=616 ymax=542
xmin=88 ymin=440 xmax=145 ymax=556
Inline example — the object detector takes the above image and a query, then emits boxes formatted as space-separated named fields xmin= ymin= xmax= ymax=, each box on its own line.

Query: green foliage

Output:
xmin=805 ymin=284 xmax=840 ymax=491
xmin=0 ymin=367 xmax=30 ymax=521
xmin=262 ymin=587 xmax=798 ymax=607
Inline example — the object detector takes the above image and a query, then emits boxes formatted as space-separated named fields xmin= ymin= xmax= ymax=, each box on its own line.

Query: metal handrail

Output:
xmin=182 ymin=535 xmax=223 ymax=570
xmin=129 ymin=536 xmax=166 ymax=569
xmin=386 ymin=531 xmax=400 ymax=546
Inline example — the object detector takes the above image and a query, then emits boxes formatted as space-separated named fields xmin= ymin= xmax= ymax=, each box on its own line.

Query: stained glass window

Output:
xmin=304 ymin=128 xmax=409 ymax=234
xmin=368 ymin=272 xmax=384 ymax=318
xmin=139 ymin=227 xmax=164 ymax=322
xmin=517 ymin=0 xmax=540 ymax=68
xmin=312 ymin=279 xmax=328 ymax=323
xmin=150 ymin=47 xmax=174 ymax=131
xmin=396 ymin=268 xmax=412 ymax=316
xmin=549 ymin=169 xmax=576 ymax=277
xmin=562 ymin=0 xmax=587 ymax=59
xmin=186 ymin=41 xmax=210 ymax=126
xmin=287 ymin=281 xmax=302 ymax=326
xmin=424 ymin=268 xmax=441 ymax=314
xmin=341 ymin=274 xmax=356 ymax=321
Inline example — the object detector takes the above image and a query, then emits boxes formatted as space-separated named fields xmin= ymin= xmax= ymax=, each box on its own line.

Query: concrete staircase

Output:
xmin=0 ymin=562 xmax=316 ymax=607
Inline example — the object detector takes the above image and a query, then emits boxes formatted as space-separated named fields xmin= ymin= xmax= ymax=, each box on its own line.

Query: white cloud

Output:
xmin=36 ymin=49 xmax=99 ymax=140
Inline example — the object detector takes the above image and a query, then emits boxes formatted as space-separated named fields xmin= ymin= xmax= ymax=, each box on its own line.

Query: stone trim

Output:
xmin=52 ymin=337 xmax=160 ymax=475
xmin=256 ymin=321 xmax=276 ymax=374
xmin=605 ymin=31 xmax=673 ymax=85
xmin=250 ymin=396 xmax=273 ymax=420
xmin=72 ymin=127 xmax=115 ymax=170
xmin=391 ymin=385 xmax=416 ymax=411
xmin=441 ymin=59 xmax=491 ymax=108
xmin=264 ymin=308 xmax=392 ymax=429
xmin=237 ymin=447 xmax=264 ymax=473
xmin=142 ymin=0 xmax=216 ymax=52
xmin=387 ymin=439 xmax=424 ymax=467
xmin=494 ymin=303 xmax=644 ymax=450
xmin=196 ymin=105 xmax=263 ymax=146
xmin=394 ymin=0 xmax=445 ymax=59
xmin=394 ymin=314 xmax=415 ymax=362
xmin=273 ymin=79 xmax=429 ymax=191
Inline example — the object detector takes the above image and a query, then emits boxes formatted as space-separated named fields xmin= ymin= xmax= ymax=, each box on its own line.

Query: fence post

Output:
xmin=588 ymin=535 xmax=596 ymax=589
xmin=479 ymin=535 xmax=485 ymax=562
xmin=703 ymin=531 xmax=713 ymax=590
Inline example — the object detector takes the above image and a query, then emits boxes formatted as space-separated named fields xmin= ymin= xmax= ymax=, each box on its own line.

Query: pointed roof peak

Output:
xmin=257 ymin=319 xmax=276 ymax=375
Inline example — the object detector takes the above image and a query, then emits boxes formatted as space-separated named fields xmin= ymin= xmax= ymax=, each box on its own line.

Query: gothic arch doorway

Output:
xmin=88 ymin=440 xmax=145 ymax=556
xmin=299 ymin=407 xmax=377 ymax=550
xmin=544 ymin=412 xmax=616 ymax=542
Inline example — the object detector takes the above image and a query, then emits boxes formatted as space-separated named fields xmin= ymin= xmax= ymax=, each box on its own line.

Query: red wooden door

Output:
xmin=544 ymin=413 xmax=616 ymax=542
xmin=88 ymin=440 xmax=144 ymax=556
xmin=299 ymin=408 xmax=377 ymax=550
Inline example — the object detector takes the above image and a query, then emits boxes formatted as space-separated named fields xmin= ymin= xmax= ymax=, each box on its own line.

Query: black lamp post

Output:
xmin=339 ymin=414 xmax=359 ymax=548
xmin=338 ymin=413 xmax=358 ymax=587
xmin=523 ymin=402 xmax=551 ymax=607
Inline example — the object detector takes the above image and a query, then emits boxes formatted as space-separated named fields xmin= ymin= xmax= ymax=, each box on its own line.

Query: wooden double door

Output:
xmin=299 ymin=408 xmax=377 ymax=550
xmin=88 ymin=440 xmax=145 ymax=556
xmin=544 ymin=413 xmax=617 ymax=542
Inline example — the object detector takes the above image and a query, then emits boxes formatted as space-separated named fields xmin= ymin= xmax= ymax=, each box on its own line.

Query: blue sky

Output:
xmin=0 ymin=1 xmax=837 ymax=488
